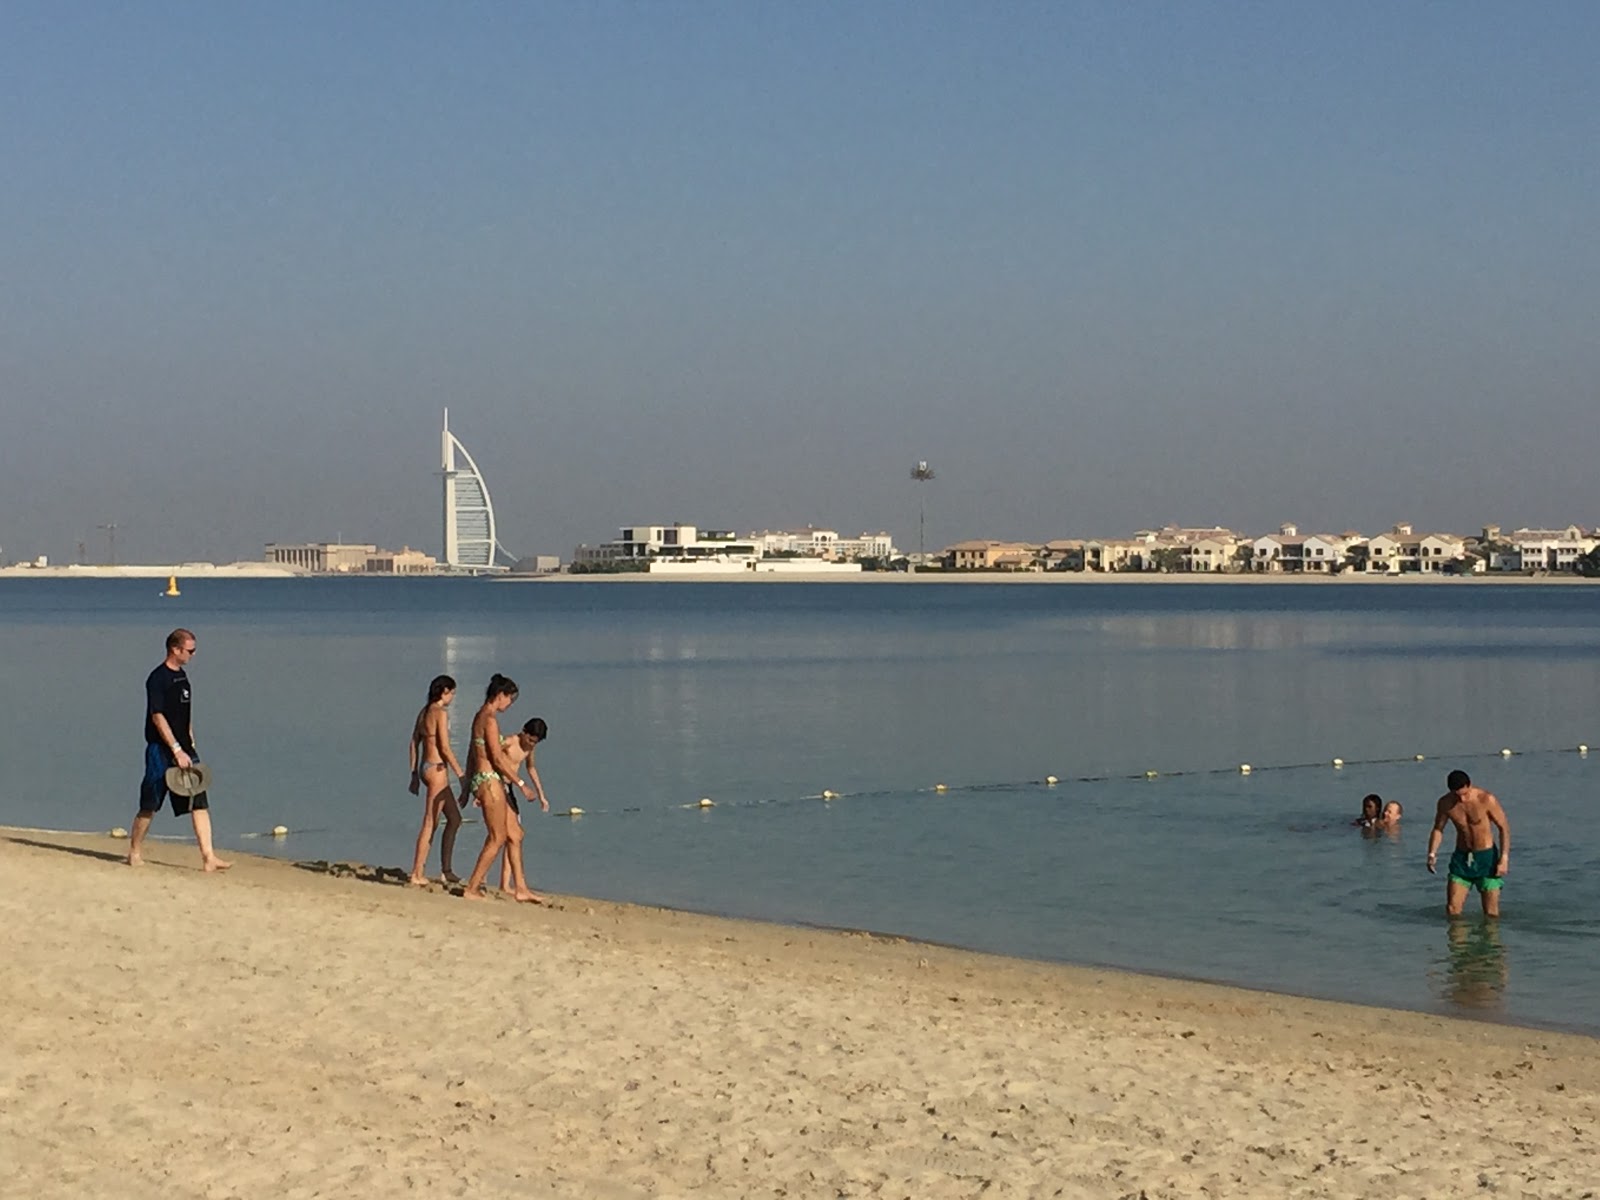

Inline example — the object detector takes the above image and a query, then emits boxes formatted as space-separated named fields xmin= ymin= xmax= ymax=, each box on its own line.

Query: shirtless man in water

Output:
xmin=1427 ymin=769 xmax=1511 ymax=917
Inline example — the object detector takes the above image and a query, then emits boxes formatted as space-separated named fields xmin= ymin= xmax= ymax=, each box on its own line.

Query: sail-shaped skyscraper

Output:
xmin=440 ymin=410 xmax=506 ymax=572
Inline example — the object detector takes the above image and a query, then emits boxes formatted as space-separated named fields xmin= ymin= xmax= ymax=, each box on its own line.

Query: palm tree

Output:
xmin=909 ymin=461 xmax=935 ymax=562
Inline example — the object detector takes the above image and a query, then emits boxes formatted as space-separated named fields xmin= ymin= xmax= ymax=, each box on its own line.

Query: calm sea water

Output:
xmin=3 ymin=578 xmax=1598 ymax=1034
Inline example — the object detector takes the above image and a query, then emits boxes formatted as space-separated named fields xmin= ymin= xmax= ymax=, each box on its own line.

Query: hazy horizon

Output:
xmin=4 ymin=4 xmax=1597 ymax=565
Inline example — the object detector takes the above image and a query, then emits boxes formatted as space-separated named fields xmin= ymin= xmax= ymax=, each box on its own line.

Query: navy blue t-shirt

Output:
xmin=144 ymin=663 xmax=194 ymax=751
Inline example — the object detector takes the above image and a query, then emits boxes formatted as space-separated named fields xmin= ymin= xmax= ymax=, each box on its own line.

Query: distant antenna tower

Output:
xmin=97 ymin=521 xmax=120 ymax=566
xmin=910 ymin=461 xmax=935 ymax=561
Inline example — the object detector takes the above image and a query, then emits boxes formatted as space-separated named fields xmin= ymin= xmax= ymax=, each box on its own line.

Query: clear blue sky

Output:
xmin=3 ymin=2 xmax=1596 ymax=563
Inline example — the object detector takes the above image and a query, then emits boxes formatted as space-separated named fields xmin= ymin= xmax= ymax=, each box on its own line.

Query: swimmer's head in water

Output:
xmin=1361 ymin=794 xmax=1382 ymax=820
xmin=1382 ymin=801 xmax=1402 ymax=822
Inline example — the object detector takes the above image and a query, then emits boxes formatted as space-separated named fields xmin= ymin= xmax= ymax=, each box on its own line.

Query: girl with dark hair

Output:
xmin=485 ymin=673 xmax=519 ymax=703
xmin=462 ymin=676 xmax=540 ymax=901
xmin=407 ymin=675 xmax=467 ymax=885
xmin=1352 ymin=794 xmax=1383 ymax=829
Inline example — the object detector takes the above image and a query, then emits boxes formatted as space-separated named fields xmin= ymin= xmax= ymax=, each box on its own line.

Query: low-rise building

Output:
xmin=946 ymin=540 xmax=1039 ymax=570
xmin=1084 ymin=538 xmax=1156 ymax=572
xmin=1038 ymin=539 xmax=1086 ymax=571
xmin=265 ymin=542 xmax=378 ymax=573
xmin=1496 ymin=526 xmax=1598 ymax=572
xmin=747 ymin=528 xmax=897 ymax=561
xmin=1180 ymin=536 xmax=1240 ymax=572
xmin=365 ymin=546 xmax=439 ymax=574
xmin=1363 ymin=524 xmax=1467 ymax=573
xmin=581 ymin=522 xmax=893 ymax=566
xmin=265 ymin=542 xmax=439 ymax=574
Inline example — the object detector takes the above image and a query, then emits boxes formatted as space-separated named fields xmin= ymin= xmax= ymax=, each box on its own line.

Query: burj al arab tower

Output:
xmin=440 ymin=410 xmax=508 ymax=572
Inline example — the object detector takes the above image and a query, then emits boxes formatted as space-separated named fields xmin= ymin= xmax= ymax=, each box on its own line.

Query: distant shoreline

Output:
xmin=508 ymin=570 xmax=1595 ymax=585
xmin=2 ymin=565 xmax=1594 ymax=585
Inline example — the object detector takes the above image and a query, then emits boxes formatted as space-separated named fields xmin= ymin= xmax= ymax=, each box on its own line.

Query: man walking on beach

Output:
xmin=127 ymin=628 xmax=231 ymax=872
xmin=1427 ymin=769 xmax=1508 ymax=917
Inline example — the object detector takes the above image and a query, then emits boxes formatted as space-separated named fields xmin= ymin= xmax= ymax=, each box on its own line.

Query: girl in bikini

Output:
xmin=407 ymin=674 xmax=468 ymax=885
xmin=461 ymin=674 xmax=541 ymax=901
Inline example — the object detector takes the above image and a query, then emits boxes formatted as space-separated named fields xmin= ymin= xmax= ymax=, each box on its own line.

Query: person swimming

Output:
xmin=1353 ymin=794 xmax=1383 ymax=828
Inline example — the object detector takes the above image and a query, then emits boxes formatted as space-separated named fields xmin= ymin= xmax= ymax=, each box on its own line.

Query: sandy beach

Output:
xmin=3 ymin=830 xmax=1596 ymax=1199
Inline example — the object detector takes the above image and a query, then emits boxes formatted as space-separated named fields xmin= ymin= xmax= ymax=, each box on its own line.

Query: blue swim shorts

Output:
xmin=139 ymin=742 xmax=209 ymax=817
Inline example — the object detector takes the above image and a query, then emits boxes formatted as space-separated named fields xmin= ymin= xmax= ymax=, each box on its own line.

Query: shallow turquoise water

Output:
xmin=2 ymin=578 xmax=1597 ymax=1033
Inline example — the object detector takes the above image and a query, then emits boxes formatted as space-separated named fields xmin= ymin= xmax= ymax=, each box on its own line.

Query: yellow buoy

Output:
xmin=110 ymin=826 xmax=129 ymax=839
xmin=1580 ymin=744 xmax=1590 ymax=755
xmin=697 ymin=797 xmax=715 ymax=808
xmin=1414 ymin=754 xmax=1426 ymax=762
xmin=933 ymin=783 xmax=948 ymax=792
xmin=163 ymin=575 xmax=181 ymax=597
xmin=1044 ymin=775 xmax=1059 ymax=786
xmin=1331 ymin=758 xmax=1344 ymax=768
xmin=1500 ymin=748 xmax=1513 ymax=757
xmin=1239 ymin=764 xmax=1252 ymax=775
xmin=564 ymin=806 xmax=585 ymax=817
xmin=821 ymin=790 xmax=838 ymax=800
xmin=271 ymin=825 xmax=289 ymax=837
xmin=1144 ymin=770 xmax=1159 ymax=779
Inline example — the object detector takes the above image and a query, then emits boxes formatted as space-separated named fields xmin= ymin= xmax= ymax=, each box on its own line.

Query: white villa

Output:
xmin=1363 ymin=524 xmax=1469 ymax=574
xmin=1250 ymin=525 xmax=1360 ymax=573
xmin=1180 ymin=536 xmax=1241 ymax=572
xmin=748 ymin=528 xmax=896 ymax=560
xmin=1486 ymin=525 xmax=1598 ymax=572
xmin=573 ymin=523 xmax=896 ymax=567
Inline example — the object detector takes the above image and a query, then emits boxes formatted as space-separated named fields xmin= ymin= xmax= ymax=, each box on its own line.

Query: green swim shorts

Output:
xmin=1448 ymin=848 xmax=1503 ymax=892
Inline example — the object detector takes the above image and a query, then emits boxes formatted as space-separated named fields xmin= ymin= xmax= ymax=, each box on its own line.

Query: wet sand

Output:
xmin=3 ymin=829 xmax=1596 ymax=1198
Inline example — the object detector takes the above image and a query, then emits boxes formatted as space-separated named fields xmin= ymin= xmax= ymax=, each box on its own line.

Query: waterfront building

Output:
xmin=1364 ymin=524 xmax=1467 ymax=573
xmin=1251 ymin=523 xmax=1371 ymax=573
xmin=1497 ymin=526 xmax=1597 ymax=572
xmin=265 ymin=542 xmax=378 ymax=572
xmin=1137 ymin=524 xmax=1241 ymax=546
xmin=946 ymin=540 xmax=1039 ymax=571
xmin=1038 ymin=539 xmax=1086 ymax=571
xmin=264 ymin=542 xmax=439 ymax=574
xmin=1179 ymin=536 xmax=1240 ymax=572
xmin=440 ymin=409 xmax=508 ymax=572
xmin=748 ymin=528 xmax=897 ymax=560
xmin=1083 ymin=538 xmax=1155 ymax=572
xmin=365 ymin=546 xmax=440 ymax=574
xmin=578 ymin=522 xmax=890 ymax=566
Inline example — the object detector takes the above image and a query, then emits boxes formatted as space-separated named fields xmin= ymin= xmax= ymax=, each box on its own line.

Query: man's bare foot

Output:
xmin=513 ymin=889 xmax=545 ymax=904
xmin=461 ymin=887 xmax=488 ymax=901
xmin=407 ymin=875 xmax=429 ymax=888
xmin=202 ymin=857 xmax=232 ymax=873
xmin=126 ymin=854 xmax=144 ymax=867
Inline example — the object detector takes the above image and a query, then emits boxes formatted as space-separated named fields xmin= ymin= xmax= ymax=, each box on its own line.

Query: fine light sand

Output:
xmin=3 ymin=831 xmax=1597 ymax=1199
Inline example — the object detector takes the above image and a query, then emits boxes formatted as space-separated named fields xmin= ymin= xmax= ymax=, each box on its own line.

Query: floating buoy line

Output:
xmin=433 ymin=740 xmax=1595 ymax=821
xmin=9 ymin=743 xmax=1586 ymax=846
